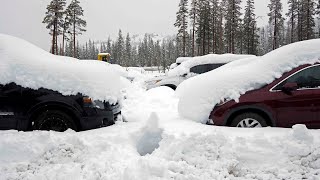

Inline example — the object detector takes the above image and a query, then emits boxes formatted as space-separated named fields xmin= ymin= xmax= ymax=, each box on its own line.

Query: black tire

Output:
xmin=33 ymin=110 xmax=78 ymax=132
xmin=230 ymin=112 xmax=267 ymax=128
xmin=163 ymin=85 xmax=176 ymax=90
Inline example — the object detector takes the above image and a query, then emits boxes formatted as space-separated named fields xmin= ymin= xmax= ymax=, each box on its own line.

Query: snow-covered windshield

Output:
xmin=168 ymin=54 xmax=256 ymax=77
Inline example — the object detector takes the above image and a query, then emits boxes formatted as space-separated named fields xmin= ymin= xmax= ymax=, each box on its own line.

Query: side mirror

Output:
xmin=282 ymin=82 xmax=298 ymax=94
xmin=182 ymin=73 xmax=188 ymax=77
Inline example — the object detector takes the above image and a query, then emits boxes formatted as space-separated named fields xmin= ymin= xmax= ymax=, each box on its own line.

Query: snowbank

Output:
xmin=1 ymin=75 xmax=320 ymax=179
xmin=0 ymin=34 xmax=128 ymax=104
xmin=176 ymin=39 xmax=320 ymax=123
xmin=168 ymin=54 xmax=255 ymax=76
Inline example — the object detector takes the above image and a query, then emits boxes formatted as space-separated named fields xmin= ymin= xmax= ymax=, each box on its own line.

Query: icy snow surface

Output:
xmin=1 ymin=73 xmax=320 ymax=180
xmin=176 ymin=40 xmax=320 ymax=123
xmin=0 ymin=34 xmax=128 ymax=104
xmin=168 ymin=54 xmax=256 ymax=77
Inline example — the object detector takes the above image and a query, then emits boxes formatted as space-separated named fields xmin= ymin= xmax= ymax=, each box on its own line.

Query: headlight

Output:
xmin=83 ymin=97 xmax=105 ymax=109
xmin=146 ymin=79 xmax=162 ymax=85
xmin=92 ymin=100 xmax=105 ymax=109
xmin=216 ymin=99 xmax=231 ymax=106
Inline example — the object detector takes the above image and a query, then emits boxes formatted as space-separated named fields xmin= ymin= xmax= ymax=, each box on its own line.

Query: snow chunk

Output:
xmin=136 ymin=112 xmax=163 ymax=156
xmin=0 ymin=34 xmax=127 ymax=103
xmin=176 ymin=40 xmax=320 ymax=123
xmin=168 ymin=54 xmax=256 ymax=77
xmin=291 ymin=125 xmax=314 ymax=144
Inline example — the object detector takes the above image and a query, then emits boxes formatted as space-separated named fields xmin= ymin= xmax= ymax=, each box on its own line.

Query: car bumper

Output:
xmin=80 ymin=103 xmax=122 ymax=130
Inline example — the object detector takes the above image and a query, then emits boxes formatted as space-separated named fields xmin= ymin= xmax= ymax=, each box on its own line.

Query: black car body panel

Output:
xmin=0 ymin=82 xmax=120 ymax=131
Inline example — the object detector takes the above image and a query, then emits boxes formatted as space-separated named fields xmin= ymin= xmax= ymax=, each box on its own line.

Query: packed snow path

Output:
xmin=1 ymin=83 xmax=320 ymax=180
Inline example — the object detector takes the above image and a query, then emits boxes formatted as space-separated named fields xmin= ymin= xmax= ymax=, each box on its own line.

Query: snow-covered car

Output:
xmin=0 ymin=34 xmax=128 ymax=131
xmin=146 ymin=54 xmax=256 ymax=90
xmin=176 ymin=39 xmax=320 ymax=126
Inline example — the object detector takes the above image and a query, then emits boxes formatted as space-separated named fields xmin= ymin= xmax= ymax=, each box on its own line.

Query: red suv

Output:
xmin=209 ymin=63 xmax=320 ymax=129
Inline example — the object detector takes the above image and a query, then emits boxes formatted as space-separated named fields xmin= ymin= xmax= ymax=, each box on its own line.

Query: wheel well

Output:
xmin=226 ymin=108 xmax=273 ymax=127
xmin=162 ymin=84 xmax=177 ymax=90
xmin=28 ymin=104 xmax=81 ymax=130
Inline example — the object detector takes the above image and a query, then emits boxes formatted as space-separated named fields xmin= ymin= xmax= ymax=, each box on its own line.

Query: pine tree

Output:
xmin=210 ymin=0 xmax=222 ymax=54
xmin=286 ymin=0 xmax=299 ymax=43
xmin=43 ymin=0 xmax=66 ymax=55
xmin=224 ymin=0 xmax=242 ymax=53
xmin=66 ymin=0 xmax=86 ymax=57
xmin=196 ymin=0 xmax=211 ymax=55
xmin=243 ymin=0 xmax=259 ymax=55
xmin=268 ymin=0 xmax=284 ymax=50
xmin=115 ymin=30 xmax=124 ymax=65
xmin=300 ymin=0 xmax=316 ymax=40
xmin=125 ymin=33 xmax=132 ymax=67
xmin=61 ymin=13 xmax=71 ymax=56
xmin=189 ymin=0 xmax=198 ymax=56
xmin=175 ymin=0 xmax=189 ymax=57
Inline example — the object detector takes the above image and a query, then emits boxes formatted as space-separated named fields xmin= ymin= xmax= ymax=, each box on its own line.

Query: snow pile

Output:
xmin=168 ymin=54 xmax=256 ymax=76
xmin=176 ymin=39 xmax=320 ymax=123
xmin=0 ymin=34 xmax=128 ymax=103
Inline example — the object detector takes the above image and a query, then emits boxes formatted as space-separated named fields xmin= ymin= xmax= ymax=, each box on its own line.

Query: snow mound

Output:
xmin=136 ymin=112 xmax=163 ymax=156
xmin=0 ymin=34 xmax=128 ymax=103
xmin=176 ymin=39 xmax=320 ymax=123
xmin=168 ymin=54 xmax=256 ymax=77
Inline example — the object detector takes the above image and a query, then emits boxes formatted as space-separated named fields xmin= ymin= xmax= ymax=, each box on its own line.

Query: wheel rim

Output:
xmin=236 ymin=118 xmax=262 ymax=128
xmin=39 ymin=116 xmax=69 ymax=132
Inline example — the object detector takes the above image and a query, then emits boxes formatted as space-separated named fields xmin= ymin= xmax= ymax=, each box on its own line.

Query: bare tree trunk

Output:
xmin=62 ymin=31 xmax=65 ymax=56
xmin=291 ymin=7 xmax=294 ymax=43
xmin=192 ymin=12 xmax=195 ymax=57
xmin=73 ymin=10 xmax=76 ymax=58
xmin=306 ymin=0 xmax=310 ymax=39
xmin=55 ymin=34 xmax=58 ymax=55
xmin=183 ymin=16 xmax=186 ymax=57
xmin=273 ymin=7 xmax=277 ymax=50
xmin=231 ymin=0 xmax=235 ymax=53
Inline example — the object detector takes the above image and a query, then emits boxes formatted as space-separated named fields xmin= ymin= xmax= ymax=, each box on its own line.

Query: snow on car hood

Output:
xmin=168 ymin=54 xmax=256 ymax=77
xmin=176 ymin=39 xmax=320 ymax=123
xmin=0 ymin=34 xmax=128 ymax=104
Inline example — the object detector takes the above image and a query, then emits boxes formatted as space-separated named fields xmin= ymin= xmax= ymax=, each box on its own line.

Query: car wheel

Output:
xmin=33 ymin=110 xmax=78 ymax=132
xmin=231 ymin=113 xmax=267 ymax=128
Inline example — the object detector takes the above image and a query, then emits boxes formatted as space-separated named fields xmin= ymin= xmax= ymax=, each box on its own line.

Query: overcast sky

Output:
xmin=0 ymin=0 xmax=287 ymax=51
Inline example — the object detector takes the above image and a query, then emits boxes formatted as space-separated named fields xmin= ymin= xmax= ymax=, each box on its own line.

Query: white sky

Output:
xmin=0 ymin=0 xmax=287 ymax=51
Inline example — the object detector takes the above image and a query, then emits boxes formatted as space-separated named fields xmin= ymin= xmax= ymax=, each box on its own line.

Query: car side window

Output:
xmin=274 ymin=65 xmax=320 ymax=90
xmin=190 ymin=63 xmax=225 ymax=74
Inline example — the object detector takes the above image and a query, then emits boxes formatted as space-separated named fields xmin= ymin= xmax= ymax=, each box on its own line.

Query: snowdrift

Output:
xmin=176 ymin=39 xmax=320 ymax=123
xmin=0 ymin=34 xmax=128 ymax=104
xmin=168 ymin=54 xmax=256 ymax=77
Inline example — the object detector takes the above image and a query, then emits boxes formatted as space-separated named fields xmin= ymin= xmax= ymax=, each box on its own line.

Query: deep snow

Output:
xmin=1 ymin=35 xmax=320 ymax=180
xmin=1 ymin=75 xmax=320 ymax=180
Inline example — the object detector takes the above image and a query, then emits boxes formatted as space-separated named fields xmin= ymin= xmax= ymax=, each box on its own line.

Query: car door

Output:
xmin=0 ymin=84 xmax=18 ymax=130
xmin=271 ymin=65 xmax=320 ymax=128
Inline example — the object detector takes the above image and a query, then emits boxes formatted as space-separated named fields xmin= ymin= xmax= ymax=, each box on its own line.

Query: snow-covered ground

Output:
xmin=1 ymin=74 xmax=320 ymax=180
xmin=1 ymin=35 xmax=320 ymax=179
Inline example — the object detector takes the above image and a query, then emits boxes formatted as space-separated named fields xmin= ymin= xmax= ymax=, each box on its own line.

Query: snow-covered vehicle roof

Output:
xmin=176 ymin=57 xmax=193 ymax=64
xmin=168 ymin=54 xmax=256 ymax=76
xmin=0 ymin=34 xmax=128 ymax=104
xmin=176 ymin=39 xmax=320 ymax=123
